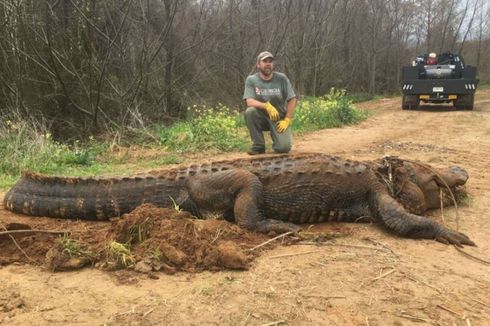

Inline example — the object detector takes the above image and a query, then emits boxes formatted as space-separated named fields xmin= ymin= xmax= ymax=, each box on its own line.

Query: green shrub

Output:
xmin=0 ymin=118 xmax=111 ymax=189
xmin=0 ymin=119 xmax=102 ymax=176
xmin=156 ymin=103 xmax=248 ymax=152
xmin=294 ymin=88 xmax=368 ymax=132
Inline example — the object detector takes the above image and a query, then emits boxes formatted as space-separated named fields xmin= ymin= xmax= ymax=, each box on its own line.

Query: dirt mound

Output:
xmin=0 ymin=223 xmax=60 ymax=266
xmin=104 ymin=204 xmax=271 ymax=273
xmin=0 ymin=204 xmax=273 ymax=274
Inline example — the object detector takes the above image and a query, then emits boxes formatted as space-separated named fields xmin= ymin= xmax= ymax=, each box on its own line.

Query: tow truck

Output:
xmin=400 ymin=52 xmax=478 ymax=110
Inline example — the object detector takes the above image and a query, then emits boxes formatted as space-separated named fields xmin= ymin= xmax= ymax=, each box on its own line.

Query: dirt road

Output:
xmin=1 ymin=90 xmax=490 ymax=325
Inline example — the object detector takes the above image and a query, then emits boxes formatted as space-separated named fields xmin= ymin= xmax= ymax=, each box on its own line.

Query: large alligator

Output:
xmin=3 ymin=153 xmax=474 ymax=246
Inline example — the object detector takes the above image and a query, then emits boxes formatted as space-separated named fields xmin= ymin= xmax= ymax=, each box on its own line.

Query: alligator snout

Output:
xmin=441 ymin=166 xmax=469 ymax=187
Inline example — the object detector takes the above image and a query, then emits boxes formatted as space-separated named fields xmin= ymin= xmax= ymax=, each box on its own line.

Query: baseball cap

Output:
xmin=257 ymin=51 xmax=274 ymax=62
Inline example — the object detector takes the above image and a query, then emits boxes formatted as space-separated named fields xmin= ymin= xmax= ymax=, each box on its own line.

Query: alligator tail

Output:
xmin=3 ymin=172 xmax=181 ymax=220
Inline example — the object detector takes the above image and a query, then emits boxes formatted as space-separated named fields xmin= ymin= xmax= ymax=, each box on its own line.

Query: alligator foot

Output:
xmin=435 ymin=228 xmax=476 ymax=247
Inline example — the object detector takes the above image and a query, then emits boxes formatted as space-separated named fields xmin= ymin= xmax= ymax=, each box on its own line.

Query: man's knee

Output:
xmin=273 ymin=142 xmax=291 ymax=153
xmin=244 ymin=107 xmax=261 ymax=119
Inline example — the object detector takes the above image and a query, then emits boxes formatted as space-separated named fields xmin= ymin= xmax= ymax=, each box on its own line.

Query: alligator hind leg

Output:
xmin=371 ymin=191 xmax=475 ymax=247
xmin=186 ymin=169 xmax=300 ymax=234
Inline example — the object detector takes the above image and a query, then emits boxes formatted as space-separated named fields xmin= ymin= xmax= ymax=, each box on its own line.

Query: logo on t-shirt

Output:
xmin=255 ymin=87 xmax=281 ymax=96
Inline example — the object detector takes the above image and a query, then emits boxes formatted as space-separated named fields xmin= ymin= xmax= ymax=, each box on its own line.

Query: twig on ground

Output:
xmin=142 ymin=308 xmax=155 ymax=318
xmin=364 ymin=238 xmax=398 ymax=257
xmin=0 ymin=229 xmax=69 ymax=237
xmin=248 ymin=231 xmax=293 ymax=251
xmin=368 ymin=269 xmax=396 ymax=285
xmin=299 ymin=241 xmax=396 ymax=257
xmin=398 ymin=313 xmax=432 ymax=323
xmin=454 ymin=246 xmax=490 ymax=265
xmin=436 ymin=304 xmax=461 ymax=316
xmin=268 ymin=250 xmax=323 ymax=259
xmin=312 ymin=261 xmax=328 ymax=267
xmin=440 ymin=188 xmax=446 ymax=226
xmin=0 ymin=223 xmax=35 ymax=262
xmin=209 ymin=229 xmax=223 ymax=244
xmin=260 ymin=320 xmax=285 ymax=326
xmin=470 ymin=298 xmax=489 ymax=307
xmin=404 ymin=274 xmax=442 ymax=293
xmin=302 ymin=294 xmax=346 ymax=299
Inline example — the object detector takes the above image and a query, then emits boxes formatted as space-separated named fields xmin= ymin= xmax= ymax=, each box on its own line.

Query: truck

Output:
xmin=400 ymin=52 xmax=478 ymax=110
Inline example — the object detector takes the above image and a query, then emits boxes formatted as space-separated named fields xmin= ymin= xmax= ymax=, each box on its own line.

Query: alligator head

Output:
xmin=374 ymin=157 xmax=469 ymax=215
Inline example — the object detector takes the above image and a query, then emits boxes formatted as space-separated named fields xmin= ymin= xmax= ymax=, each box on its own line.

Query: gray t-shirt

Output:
xmin=243 ymin=72 xmax=296 ymax=116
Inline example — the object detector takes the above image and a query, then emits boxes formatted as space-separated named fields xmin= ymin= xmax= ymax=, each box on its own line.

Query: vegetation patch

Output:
xmin=0 ymin=92 xmax=367 ymax=189
xmin=294 ymin=89 xmax=369 ymax=133
xmin=155 ymin=103 xmax=248 ymax=153
xmin=58 ymin=234 xmax=98 ymax=260
xmin=106 ymin=241 xmax=136 ymax=269
xmin=0 ymin=118 xmax=103 ymax=175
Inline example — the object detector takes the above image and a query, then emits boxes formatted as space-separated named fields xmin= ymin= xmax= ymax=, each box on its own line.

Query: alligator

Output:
xmin=3 ymin=153 xmax=475 ymax=246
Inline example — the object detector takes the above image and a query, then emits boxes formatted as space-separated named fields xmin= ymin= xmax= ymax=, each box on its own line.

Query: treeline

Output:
xmin=1 ymin=0 xmax=489 ymax=139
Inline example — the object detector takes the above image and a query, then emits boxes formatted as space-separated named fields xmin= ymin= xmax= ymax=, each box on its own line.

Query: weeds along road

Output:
xmin=1 ymin=89 xmax=490 ymax=325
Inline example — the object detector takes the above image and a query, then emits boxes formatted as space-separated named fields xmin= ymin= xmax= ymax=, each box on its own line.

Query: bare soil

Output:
xmin=1 ymin=90 xmax=490 ymax=325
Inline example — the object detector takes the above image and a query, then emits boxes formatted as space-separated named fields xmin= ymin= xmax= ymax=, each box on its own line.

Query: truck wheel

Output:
xmin=465 ymin=94 xmax=474 ymax=110
xmin=455 ymin=94 xmax=474 ymax=110
xmin=402 ymin=96 xmax=409 ymax=110
xmin=402 ymin=95 xmax=418 ymax=110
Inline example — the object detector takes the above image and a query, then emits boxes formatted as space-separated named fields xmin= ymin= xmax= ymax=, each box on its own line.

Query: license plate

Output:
xmin=433 ymin=87 xmax=444 ymax=92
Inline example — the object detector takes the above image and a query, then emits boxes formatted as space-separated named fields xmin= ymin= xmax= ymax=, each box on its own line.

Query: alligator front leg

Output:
xmin=371 ymin=191 xmax=475 ymax=247
xmin=186 ymin=170 xmax=300 ymax=234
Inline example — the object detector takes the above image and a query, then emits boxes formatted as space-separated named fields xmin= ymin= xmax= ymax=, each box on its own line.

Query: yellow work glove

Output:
xmin=276 ymin=117 xmax=292 ymax=133
xmin=264 ymin=102 xmax=280 ymax=121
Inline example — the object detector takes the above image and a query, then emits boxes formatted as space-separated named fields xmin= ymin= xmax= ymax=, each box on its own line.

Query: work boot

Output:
xmin=246 ymin=148 xmax=265 ymax=155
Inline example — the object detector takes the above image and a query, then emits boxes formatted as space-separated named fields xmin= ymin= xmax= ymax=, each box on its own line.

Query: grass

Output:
xmin=58 ymin=234 xmax=97 ymax=259
xmin=147 ymin=248 xmax=163 ymax=261
xmin=168 ymin=196 xmax=183 ymax=212
xmin=127 ymin=217 xmax=153 ymax=244
xmin=455 ymin=190 xmax=472 ymax=207
xmin=478 ymin=83 xmax=490 ymax=89
xmin=196 ymin=283 xmax=215 ymax=296
xmin=154 ymin=103 xmax=249 ymax=153
xmin=0 ymin=175 xmax=20 ymax=191
xmin=294 ymin=89 xmax=369 ymax=133
xmin=106 ymin=241 xmax=135 ymax=268
xmin=0 ymin=90 xmax=369 ymax=190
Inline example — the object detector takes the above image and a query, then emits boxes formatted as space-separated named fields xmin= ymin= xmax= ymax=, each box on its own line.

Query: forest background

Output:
xmin=1 ymin=0 xmax=489 ymax=140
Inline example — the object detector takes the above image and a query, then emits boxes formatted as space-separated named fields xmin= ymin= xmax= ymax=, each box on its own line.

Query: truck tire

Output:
xmin=402 ymin=95 xmax=418 ymax=110
xmin=402 ymin=95 xmax=409 ymax=110
xmin=455 ymin=94 xmax=474 ymax=110
xmin=465 ymin=94 xmax=474 ymax=110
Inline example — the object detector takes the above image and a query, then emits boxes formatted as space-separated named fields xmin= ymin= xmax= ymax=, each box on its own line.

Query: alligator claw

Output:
xmin=436 ymin=229 xmax=476 ymax=247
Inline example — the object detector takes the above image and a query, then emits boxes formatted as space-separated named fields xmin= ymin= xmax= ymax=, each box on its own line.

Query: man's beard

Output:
xmin=260 ymin=67 xmax=272 ymax=76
